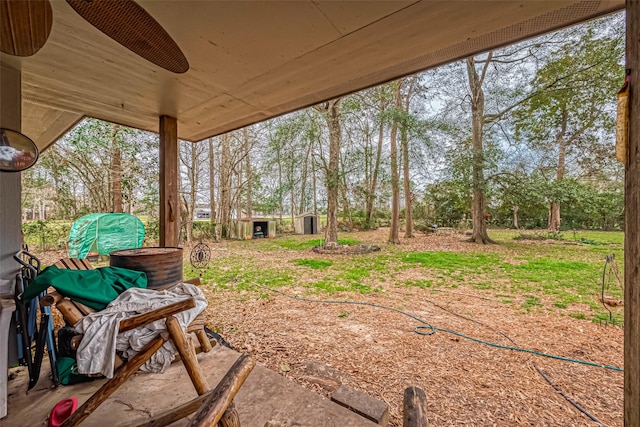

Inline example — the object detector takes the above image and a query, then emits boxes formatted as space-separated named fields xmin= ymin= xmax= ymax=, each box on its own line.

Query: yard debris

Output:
xmin=601 ymin=296 xmax=623 ymax=307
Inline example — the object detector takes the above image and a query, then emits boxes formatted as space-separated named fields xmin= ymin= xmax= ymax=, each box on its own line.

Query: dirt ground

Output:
xmin=201 ymin=229 xmax=624 ymax=427
xmin=34 ymin=229 xmax=624 ymax=426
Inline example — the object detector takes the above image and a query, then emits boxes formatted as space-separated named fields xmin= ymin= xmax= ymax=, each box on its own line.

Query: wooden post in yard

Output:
xmin=159 ymin=115 xmax=179 ymax=247
xmin=626 ymin=1 xmax=640 ymax=425
xmin=403 ymin=387 xmax=428 ymax=427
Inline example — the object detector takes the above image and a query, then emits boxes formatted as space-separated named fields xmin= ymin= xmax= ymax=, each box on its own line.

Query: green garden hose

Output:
xmin=259 ymin=285 xmax=623 ymax=373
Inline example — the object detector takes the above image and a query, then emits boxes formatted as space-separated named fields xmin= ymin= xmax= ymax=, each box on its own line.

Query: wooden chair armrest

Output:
xmin=57 ymin=299 xmax=85 ymax=325
xmin=138 ymin=354 xmax=255 ymax=427
xmin=118 ymin=298 xmax=196 ymax=333
xmin=184 ymin=277 xmax=202 ymax=286
xmin=40 ymin=291 xmax=63 ymax=307
xmin=187 ymin=354 xmax=256 ymax=427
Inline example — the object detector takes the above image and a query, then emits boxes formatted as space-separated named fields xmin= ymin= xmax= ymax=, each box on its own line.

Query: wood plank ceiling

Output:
xmin=0 ymin=0 xmax=624 ymax=150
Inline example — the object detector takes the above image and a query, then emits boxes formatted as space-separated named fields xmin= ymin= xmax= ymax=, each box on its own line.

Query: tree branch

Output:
xmin=479 ymin=51 xmax=493 ymax=87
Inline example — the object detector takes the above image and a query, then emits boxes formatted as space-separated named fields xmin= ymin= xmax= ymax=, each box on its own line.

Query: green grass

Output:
xmin=570 ymin=230 xmax=624 ymax=245
xmin=293 ymin=258 xmax=333 ymax=269
xmin=184 ymin=257 xmax=294 ymax=291
xmin=270 ymin=236 xmax=361 ymax=250
xmin=403 ymin=279 xmax=433 ymax=289
xmin=401 ymin=251 xmax=500 ymax=274
xmin=397 ymin=237 xmax=624 ymax=320
xmin=185 ymin=229 xmax=624 ymax=324
xmin=488 ymin=229 xmax=623 ymax=245
xmin=521 ymin=295 xmax=542 ymax=311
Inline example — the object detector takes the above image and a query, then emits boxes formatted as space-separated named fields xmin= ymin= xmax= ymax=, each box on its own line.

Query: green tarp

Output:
xmin=68 ymin=213 xmax=145 ymax=259
xmin=23 ymin=266 xmax=148 ymax=311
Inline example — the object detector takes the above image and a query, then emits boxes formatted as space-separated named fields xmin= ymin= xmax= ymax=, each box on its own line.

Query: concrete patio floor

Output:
xmin=4 ymin=345 xmax=377 ymax=426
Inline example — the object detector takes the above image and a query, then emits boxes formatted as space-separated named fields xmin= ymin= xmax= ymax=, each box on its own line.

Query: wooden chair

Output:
xmin=39 ymin=258 xmax=253 ymax=426
xmin=43 ymin=258 xmax=212 ymax=353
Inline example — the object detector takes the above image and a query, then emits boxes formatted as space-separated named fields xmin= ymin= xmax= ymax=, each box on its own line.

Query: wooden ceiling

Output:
xmin=0 ymin=0 xmax=624 ymax=150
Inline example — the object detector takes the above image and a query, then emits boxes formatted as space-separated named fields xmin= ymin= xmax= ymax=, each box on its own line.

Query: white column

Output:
xmin=0 ymin=64 xmax=22 ymax=419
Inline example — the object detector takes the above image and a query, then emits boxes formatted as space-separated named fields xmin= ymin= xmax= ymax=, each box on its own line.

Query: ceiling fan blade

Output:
xmin=1 ymin=0 xmax=52 ymax=57
xmin=65 ymin=0 xmax=189 ymax=74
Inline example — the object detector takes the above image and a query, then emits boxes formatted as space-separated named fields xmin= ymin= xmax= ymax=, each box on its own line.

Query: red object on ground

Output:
xmin=48 ymin=397 xmax=78 ymax=427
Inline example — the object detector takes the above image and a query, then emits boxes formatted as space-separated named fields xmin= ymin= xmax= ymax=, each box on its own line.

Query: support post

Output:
xmin=0 ymin=64 xmax=22 ymax=419
xmin=626 ymin=1 xmax=640 ymax=425
xmin=403 ymin=387 xmax=428 ymax=427
xmin=159 ymin=115 xmax=179 ymax=247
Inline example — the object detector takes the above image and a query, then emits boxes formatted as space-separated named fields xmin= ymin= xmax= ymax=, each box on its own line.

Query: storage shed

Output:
xmin=229 ymin=219 xmax=276 ymax=240
xmin=295 ymin=213 xmax=320 ymax=235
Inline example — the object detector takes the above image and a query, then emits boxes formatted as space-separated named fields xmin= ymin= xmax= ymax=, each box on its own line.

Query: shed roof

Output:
xmin=0 ymin=1 xmax=623 ymax=150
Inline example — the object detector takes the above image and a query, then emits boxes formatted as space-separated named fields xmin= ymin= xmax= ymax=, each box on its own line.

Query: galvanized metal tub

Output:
xmin=109 ymin=247 xmax=183 ymax=289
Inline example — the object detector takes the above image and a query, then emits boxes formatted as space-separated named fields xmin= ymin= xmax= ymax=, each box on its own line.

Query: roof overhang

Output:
xmin=0 ymin=0 xmax=624 ymax=150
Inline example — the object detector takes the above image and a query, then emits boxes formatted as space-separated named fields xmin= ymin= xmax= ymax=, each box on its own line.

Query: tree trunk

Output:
xmin=208 ymin=138 xmax=217 ymax=237
xmin=299 ymin=143 xmax=311 ymax=215
xmin=548 ymin=108 xmax=568 ymax=232
xmin=339 ymin=152 xmax=353 ymax=229
xmin=244 ymin=132 xmax=252 ymax=219
xmin=187 ymin=143 xmax=198 ymax=242
xmin=548 ymin=202 xmax=561 ymax=232
xmin=220 ymin=134 xmax=232 ymax=238
xmin=277 ymin=145 xmax=283 ymax=225
xmin=110 ymin=124 xmax=123 ymax=213
xmin=401 ymin=80 xmax=414 ymax=238
xmin=466 ymin=57 xmax=495 ymax=244
xmin=236 ymin=146 xmax=243 ymax=221
xmin=401 ymin=130 xmax=414 ymax=237
xmin=389 ymin=82 xmax=401 ymax=245
xmin=290 ymin=163 xmax=296 ymax=230
xmin=316 ymin=99 xmax=342 ymax=248
xmin=312 ymin=151 xmax=318 ymax=215
xmin=513 ymin=206 xmax=519 ymax=229
xmin=366 ymin=94 xmax=385 ymax=230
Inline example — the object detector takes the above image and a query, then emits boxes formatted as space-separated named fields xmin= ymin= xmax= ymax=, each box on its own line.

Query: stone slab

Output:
xmin=3 ymin=345 xmax=378 ymax=426
xmin=331 ymin=385 xmax=389 ymax=426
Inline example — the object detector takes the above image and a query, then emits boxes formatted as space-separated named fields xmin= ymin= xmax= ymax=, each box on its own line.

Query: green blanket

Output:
xmin=24 ymin=266 xmax=147 ymax=311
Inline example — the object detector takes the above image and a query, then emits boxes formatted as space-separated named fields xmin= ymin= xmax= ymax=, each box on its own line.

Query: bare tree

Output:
xmin=208 ymin=137 xmax=217 ymax=238
xmin=179 ymin=140 xmax=206 ymax=242
xmin=366 ymin=87 xmax=389 ymax=229
xmin=244 ymin=129 xmax=253 ymax=218
xmin=219 ymin=133 xmax=232 ymax=238
xmin=389 ymin=81 xmax=401 ymax=245
xmin=466 ymin=55 xmax=497 ymax=244
xmin=314 ymin=98 xmax=342 ymax=248
xmin=401 ymin=78 xmax=416 ymax=238
xmin=110 ymin=124 xmax=123 ymax=213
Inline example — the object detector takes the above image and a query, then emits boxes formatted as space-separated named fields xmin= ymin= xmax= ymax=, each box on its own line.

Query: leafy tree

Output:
xmin=514 ymin=19 xmax=624 ymax=231
xmin=25 ymin=118 xmax=158 ymax=219
xmin=493 ymin=171 xmax=548 ymax=229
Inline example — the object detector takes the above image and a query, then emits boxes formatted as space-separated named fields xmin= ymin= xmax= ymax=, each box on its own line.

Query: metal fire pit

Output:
xmin=109 ymin=247 xmax=183 ymax=289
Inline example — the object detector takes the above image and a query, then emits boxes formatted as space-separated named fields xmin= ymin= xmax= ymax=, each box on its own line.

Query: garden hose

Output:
xmin=258 ymin=285 xmax=623 ymax=373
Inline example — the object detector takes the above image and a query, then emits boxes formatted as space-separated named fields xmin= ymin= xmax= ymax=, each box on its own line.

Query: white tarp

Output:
xmin=74 ymin=283 xmax=207 ymax=378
